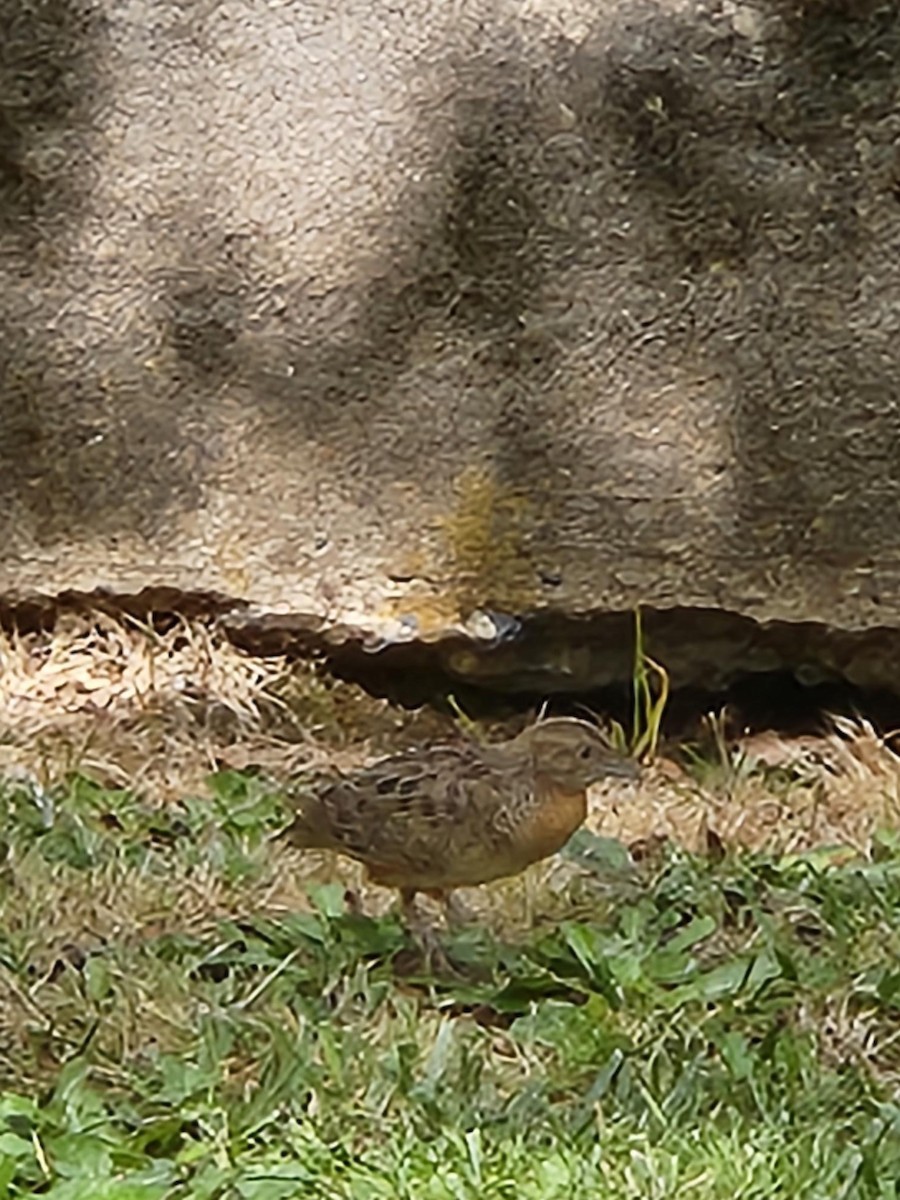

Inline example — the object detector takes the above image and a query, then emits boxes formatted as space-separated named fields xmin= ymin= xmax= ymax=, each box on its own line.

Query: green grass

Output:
xmin=607 ymin=606 xmax=669 ymax=762
xmin=0 ymin=771 xmax=899 ymax=1197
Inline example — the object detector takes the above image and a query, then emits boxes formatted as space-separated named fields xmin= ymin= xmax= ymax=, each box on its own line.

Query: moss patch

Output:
xmin=438 ymin=465 xmax=538 ymax=615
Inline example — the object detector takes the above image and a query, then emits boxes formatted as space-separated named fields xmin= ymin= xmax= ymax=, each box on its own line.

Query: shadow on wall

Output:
xmin=0 ymin=0 xmax=100 ymax=244
xmin=0 ymin=0 xmax=208 ymax=540
xmin=571 ymin=0 xmax=900 ymax=566
xmin=161 ymin=0 xmax=900 ymax=566
xmin=158 ymin=47 xmax=570 ymax=486
xmin=1 ymin=0 xmax=900 ymax=563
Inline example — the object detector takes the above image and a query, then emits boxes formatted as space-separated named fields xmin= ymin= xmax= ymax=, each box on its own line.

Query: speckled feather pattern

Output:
xmin=282 ymin=718 xmax=638 ymax=892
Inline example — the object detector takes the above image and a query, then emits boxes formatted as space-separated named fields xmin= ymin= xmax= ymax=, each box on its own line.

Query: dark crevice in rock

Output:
xmin=2 ymin=591 xmax=900 ymax=734
xmin=0 ymin=587 xmax=243 ymax=633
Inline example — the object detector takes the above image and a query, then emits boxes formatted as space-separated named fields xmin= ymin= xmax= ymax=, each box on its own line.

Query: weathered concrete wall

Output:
xmin=2 ymin=0 xmax=900 ymax=660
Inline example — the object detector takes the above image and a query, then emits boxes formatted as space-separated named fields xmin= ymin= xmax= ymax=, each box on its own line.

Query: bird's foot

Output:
xmin=400 ymin=889 xmax=457 ymax=977
xmin=442 ymin=892 xmax=475 ymax=929
xmin=419 ymin=888 xmax=473 ymax=930
xmin=416 ymin=925 xmax=456 ymax=977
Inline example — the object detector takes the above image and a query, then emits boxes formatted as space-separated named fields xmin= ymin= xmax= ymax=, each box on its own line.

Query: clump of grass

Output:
xmin=679 ymin=708 xmax=787 ymax=801
xmin=607 ymin=607 xmax=669 ymax=762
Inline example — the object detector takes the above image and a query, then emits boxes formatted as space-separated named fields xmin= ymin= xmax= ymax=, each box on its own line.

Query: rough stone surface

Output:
xmin=2 ymin=0 xmax=900 ymax=686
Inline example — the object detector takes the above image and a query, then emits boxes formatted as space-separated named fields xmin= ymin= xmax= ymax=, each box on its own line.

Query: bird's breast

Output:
xmin=509 ymin=783 xmax=588 ymax=867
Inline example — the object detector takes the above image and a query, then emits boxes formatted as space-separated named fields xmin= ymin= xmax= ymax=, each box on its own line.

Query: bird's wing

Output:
xmin=311 ymin=742 xmax=527 ymax=873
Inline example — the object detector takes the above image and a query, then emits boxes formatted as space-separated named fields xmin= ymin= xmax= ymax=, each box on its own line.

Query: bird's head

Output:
xmin=521 ymin=717 xmax=640 ymax=791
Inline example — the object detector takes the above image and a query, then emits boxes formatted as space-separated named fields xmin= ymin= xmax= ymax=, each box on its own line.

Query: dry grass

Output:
xmin=593 ymin=715 xmax=900 ymax=857
xmin=0 ymin=612 xmax=284 ymax=797
xmin=0 ymin=611 xmax=415 ymax=803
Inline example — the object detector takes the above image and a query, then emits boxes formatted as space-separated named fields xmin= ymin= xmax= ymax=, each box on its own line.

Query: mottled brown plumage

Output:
xmin=280 ymin=718 xmax=639 ymax=941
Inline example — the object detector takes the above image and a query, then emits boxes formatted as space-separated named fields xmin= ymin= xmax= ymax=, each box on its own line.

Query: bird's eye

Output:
xmin=579 ymin=745 xmax=592 ymax=759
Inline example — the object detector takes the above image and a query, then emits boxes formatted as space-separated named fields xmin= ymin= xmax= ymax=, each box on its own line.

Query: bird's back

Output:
xmin=282 ymin=738 xmax=553 ymax=890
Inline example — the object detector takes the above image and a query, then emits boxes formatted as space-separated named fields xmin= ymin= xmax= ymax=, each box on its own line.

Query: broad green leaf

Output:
xmin=85 ymin=956 xmax=112 ymax=1003
xmin=665 ymin=914 xmax=717 ymax=954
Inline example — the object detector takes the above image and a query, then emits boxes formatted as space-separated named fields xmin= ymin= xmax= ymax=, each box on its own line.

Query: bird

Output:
xmin=278 ymin=716 xmax=640 ymax=963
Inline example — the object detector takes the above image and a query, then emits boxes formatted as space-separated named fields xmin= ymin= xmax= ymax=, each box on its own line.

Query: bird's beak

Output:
xmin=606 ymin=756 xmax=641 ymax=780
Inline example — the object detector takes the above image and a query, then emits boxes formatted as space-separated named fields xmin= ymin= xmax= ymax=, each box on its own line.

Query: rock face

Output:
xmin=2 ymin=0 xmax=900 ymax=688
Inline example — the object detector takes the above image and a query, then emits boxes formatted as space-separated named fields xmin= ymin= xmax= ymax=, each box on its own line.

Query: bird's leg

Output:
xmin=426 ymin=889 xmax=473 ymax=929
xmin=399 ymin=888 xmax=452 ymax=975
